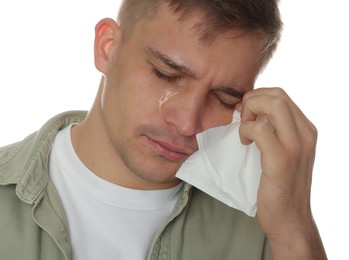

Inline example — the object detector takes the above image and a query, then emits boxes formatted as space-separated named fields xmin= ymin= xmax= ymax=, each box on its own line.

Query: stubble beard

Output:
xmin=114 ymin=135 xmax=183 ymax=185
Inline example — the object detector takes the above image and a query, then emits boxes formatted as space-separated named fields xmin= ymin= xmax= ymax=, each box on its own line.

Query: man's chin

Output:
xmin=123 ymin=158 xmax=182 ymax=188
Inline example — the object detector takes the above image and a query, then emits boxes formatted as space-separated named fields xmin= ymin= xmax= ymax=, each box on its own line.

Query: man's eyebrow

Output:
xmin=216 ymin=86 xmax=246 ymax=100
xmin=145 ymin=47 xmax=196 ymax=78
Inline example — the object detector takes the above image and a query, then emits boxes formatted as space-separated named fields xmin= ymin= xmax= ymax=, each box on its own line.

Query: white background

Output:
xmin=0 ymin=1 xmax=348 ymax=258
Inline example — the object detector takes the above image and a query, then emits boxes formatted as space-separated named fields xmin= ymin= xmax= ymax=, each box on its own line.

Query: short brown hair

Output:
xmin=117 ymin=0 xmax=282 ymax=61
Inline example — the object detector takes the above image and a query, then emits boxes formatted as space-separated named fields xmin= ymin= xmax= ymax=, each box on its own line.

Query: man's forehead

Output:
xmin=159 ymin=3 xmax=256 ymax=46
xmin=151 ymin=3 xmax=267 ymax=56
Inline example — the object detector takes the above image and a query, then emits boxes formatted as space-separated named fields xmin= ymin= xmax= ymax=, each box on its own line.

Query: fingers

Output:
xmin=239 ymin=87 xmax=318 ymax=188
xmin=239 ymin=119 xmax=283 ymax=159
xmin=239 ymin=87 xmax=316 ymax=152
xmin=241 ymin=91 xmax=298 ymax=147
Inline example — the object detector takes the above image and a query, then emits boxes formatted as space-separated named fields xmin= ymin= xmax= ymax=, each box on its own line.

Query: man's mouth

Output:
xmin=145 ymin=136 xmax=192 ymax=162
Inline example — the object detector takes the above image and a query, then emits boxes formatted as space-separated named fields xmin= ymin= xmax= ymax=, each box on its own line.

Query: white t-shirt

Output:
xmin=49 ymin=125 xmax=183 ymax=260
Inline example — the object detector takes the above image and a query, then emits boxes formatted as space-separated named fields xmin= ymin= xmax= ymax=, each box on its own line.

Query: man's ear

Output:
xmin=94 ymin=18 xmax=120 ymax=75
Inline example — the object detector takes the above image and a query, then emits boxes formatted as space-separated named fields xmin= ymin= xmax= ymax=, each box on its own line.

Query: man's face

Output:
xmin=97 ymin=5 xmax=264 ymax=188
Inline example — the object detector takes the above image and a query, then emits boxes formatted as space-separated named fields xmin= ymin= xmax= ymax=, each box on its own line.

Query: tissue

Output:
xmin=175 ymin=111 xmax=262 ymax=217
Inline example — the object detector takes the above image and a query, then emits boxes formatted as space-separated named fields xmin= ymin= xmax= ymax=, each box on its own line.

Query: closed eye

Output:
xmin=153 ymin=68 xmax=181 ymax=83
xmin=212 ymin=92 xmax=240 ymax=110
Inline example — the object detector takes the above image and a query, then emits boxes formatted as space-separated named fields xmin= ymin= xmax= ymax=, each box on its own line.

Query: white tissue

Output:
xmin=175 ymin=111 xmax=262 ymax=217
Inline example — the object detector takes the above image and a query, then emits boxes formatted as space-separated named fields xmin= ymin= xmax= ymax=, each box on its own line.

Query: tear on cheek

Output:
xmin=158 ymin=89 xmax=178 ymax=113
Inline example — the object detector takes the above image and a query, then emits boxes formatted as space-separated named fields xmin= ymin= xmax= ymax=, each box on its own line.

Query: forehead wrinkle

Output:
xmin=145 ymin=47 xmax=197 ymax=78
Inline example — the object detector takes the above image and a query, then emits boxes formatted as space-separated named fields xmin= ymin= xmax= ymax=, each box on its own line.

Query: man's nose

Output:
xmin=159 ymin=87 xmax=205 ymax=137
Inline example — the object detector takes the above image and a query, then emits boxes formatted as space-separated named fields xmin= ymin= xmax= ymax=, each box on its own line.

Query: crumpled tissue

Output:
xmin=175 ymin=111 xmax=262 ymax=217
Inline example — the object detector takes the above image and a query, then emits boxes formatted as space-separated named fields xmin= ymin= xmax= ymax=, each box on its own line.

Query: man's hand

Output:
xmin=238 ymin=87 xmax=327 ymax=259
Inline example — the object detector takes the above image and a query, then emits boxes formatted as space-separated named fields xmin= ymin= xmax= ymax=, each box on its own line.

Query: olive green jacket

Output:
xmin=0 ymin=111 xmax=271 ymax=260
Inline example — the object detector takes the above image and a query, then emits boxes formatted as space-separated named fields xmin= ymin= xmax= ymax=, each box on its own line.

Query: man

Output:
xmin=0 ymin=0 xmax=327 ymax=259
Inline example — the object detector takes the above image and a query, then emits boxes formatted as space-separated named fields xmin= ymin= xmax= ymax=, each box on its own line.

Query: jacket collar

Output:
xmin=0 ymin=111 xmax=87 ymax=204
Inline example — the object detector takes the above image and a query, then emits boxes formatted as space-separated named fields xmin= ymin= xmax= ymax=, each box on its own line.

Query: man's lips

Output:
xmin=145 ymin=136 xmax=192 ymax=161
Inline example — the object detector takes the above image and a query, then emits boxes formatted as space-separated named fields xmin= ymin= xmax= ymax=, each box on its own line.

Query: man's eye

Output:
xmin=153 ymin=68 xmax=179 ymax=83
xmin=212 ymin=93 xmax=238 ymax=110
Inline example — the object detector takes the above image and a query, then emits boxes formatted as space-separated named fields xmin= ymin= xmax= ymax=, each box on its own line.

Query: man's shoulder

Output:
xmin=0 ymin=139 xmax=24 ymax=163
xmin=0 ymin=110 xmax=87 ymax=185
xmin=0 ymin=134 xmax=35 ymax=184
